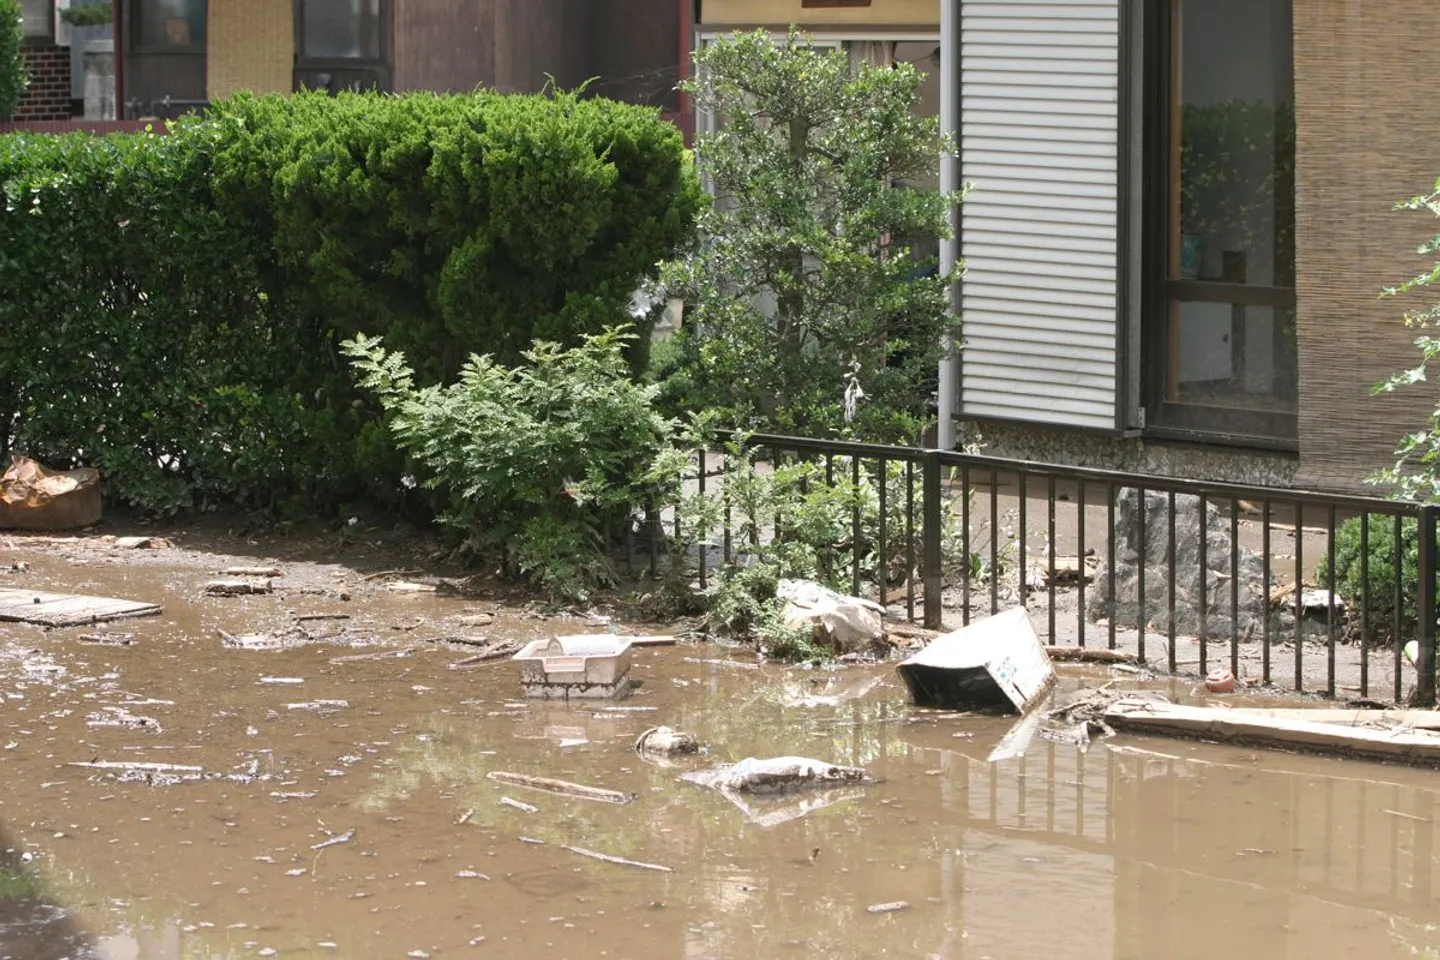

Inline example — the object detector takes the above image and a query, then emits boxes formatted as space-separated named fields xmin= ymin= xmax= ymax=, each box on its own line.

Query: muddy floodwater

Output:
xmin=2 ymin=532 xmax=1440 ymax=959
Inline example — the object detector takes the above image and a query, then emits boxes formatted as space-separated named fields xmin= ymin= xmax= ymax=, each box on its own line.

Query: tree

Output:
xmin=657 ymin=29 xmax=964 ymax=443
xmin=1373 ymin=180 xmax=1440 ymax=500
xmin=0 ymin=0 xmax=25 ymax=121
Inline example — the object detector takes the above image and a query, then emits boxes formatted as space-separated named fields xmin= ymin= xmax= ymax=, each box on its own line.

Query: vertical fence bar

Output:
xmin=1230 ymin=499 xmax=1240 ymax=681
xmin=1018 ymin=472 xmax=1029 ymax=603
xmin=990 ymin=478 xmax=1000 ymax=616
xmin=1077 ymin=480 xmax=1086 ymax=649
xmin=1137 ymin=486 xmax=1147 ymax=663
xmin=1395 ymin=514 xmax=1404 ymax=704
xmin=696 ymin=447 xmax=707 ymax=591
xmin=923 ymin=451 xmax=943 ymax=629
xmin=1294 ymin=505 xmax=1304 ymax=692
xmin=1359 ymin=513 xmax=1369 ymax=699
xmin=1197 ymin=494 xmax=1208 ymax=674
xmin=1325 ymin=506 xmax=1337 ymax=699
xmin=1262 ymin=500 xmax=1272 ymax=687
xmin=961 ymin=464 xmax=972 ymax=626
xmin=851 ymin=456 xmax=863 ymax=598
xmin=1418 ymin=505 xmax=1438 ymax=706
xmin=906 ymin=459 xmax=916 ymax=622
xmin=1048 ymin=475 xmax=1057 ymax=645
xmin=878 ymin=456 xmax=889 ymax=608
xmin=1166 ymin=490 xmax=1177 ymax=673
xmin=1107 ymin=483 xmax=1117 ymax=651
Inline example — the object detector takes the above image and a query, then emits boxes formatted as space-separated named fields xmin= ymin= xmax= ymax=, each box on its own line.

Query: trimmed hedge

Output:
xmin=0 ymin=90 xmax=701 ymax=514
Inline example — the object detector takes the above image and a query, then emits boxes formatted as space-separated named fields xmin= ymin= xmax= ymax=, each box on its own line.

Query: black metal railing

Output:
xmin=635 ymin=431 xmax=1439 ymax=706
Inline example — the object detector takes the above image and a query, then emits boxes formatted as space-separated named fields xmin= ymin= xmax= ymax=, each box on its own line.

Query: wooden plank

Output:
xmin=0 ymin=588 xmax=161 ymax=627
xmin=1104 ymin=699 xmax=1440 ymax=767
xmin=1220 ymin=707 xmax=1440 ymax=731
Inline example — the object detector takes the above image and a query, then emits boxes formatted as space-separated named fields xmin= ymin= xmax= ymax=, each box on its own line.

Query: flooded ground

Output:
xmin=2 ymin=529 xmax=1440 ymax=959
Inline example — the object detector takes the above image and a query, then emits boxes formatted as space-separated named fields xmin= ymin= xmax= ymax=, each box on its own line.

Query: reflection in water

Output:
xmin=3 ymin=602 xmax=1440 ymax=958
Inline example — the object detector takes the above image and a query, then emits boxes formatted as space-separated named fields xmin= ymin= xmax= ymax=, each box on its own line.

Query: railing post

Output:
xmin=1418 ymin=505 xmax=1438 ymax=706
xmin=923 ymin=450 xmax=944 ymax=629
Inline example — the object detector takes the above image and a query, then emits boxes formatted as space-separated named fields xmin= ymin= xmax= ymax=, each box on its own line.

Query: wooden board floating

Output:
xmin=486 ymin=771 xmax=635 ymax=805
xmin=1104 ymin=699 xmax=1440 ymax=767
xmin=0 ymin=587 xmax=161 ymax=627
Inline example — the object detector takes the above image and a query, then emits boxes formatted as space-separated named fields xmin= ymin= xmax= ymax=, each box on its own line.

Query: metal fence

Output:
xmin=643 ymin=431 xmax=1439 ymax=706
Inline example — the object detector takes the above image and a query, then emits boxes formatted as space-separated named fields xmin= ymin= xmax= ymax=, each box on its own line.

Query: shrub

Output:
xmin=1316 ymin=515 xmax=1419 ymax=642
xmin=343 ymin=326 xmax=685 ymax=603
xmin=0 ymin=0 xmax=23 ymax=120
xmin=0 ymin=89 xmax=700 ymax=514
xmin=659 ymin=29 xmax=963 ymax=443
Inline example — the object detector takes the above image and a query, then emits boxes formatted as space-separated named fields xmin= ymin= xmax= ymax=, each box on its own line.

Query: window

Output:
xmin=297 ymin=0 xmax=382 ymax=61
xmin=1143 ymin=0 xmax=1296 ymax=444
xmin=21 ymin=0 xmax=52 ymax=42
xmin=133 ymin=0 xmax=207 ymax=51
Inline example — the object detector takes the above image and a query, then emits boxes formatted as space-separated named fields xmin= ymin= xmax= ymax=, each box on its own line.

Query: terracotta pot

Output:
xmin=1204 ymin=670 xmax=1237 ymax=694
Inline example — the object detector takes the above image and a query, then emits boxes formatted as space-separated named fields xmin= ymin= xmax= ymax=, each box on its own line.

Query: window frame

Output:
xmin=20 ymin=0 xmax=54 ymax=45
xmin=129 ymin=0 xmax=207 ymax=55
xmin=294 ymin=0 xmax=389 ymax=68
xmin=1139 ymin=0 xmax=1299 ymax=450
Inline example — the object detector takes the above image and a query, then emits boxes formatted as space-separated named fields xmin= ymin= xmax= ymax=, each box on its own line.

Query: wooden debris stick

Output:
xmin=449 ymin=642 xmax=522 ymax=670
xmin=1045 ymin=646 xmax=1139 ymax=665
xmin=682 ymin=657 xmax=760 ymax=671
xmin=486 ymin=771 xmax=635 ymax=805
xmin=560 ymin=845 xmax=672 ymax=873
xmin=77 ymin=632 xmax=136 ymax=646
xmin=328 ymin=646 xmax=421 ymax=664
xmin=1104 ymin=699 xmax=1440 ymax=766
xmin=311 ymin=829 xmax=356 ymax=851
xmin=67 ymin=761 xmax=202 ymax=773
xmin=625 ymin=635 xmax=678 ymax=647
xmin=499 ymin=796 xmax=538 ymax=814
xmin=223 ymin=566 xmax=282 ymax=578
xmin=295 ymin=613 xmax=351 ymax=623
xmin=203 ymin=579 xmax=272 ymax=597
xmin=866 ymin=902 xmax=911 ymax=915
xmin=360 ymin=568 xmax=417 ymax=582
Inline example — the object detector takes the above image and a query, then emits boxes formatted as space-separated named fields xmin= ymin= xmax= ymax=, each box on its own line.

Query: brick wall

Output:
xmin=12 ymin=44 xmax=73 ymax=121
xmin=1293 ymin=0 xmax=1440 ymax=492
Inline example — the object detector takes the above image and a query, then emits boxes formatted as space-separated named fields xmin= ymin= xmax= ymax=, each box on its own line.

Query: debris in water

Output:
xmin=867 ymin=901 xmax=910 ymax=915
xmin=682 ymin=757 xmax=869 ymax=796
xmin=513 ymin=636 xmax=634 ymax=700
xmin=218 ymin=630 xmax=284 ymax=651
xmin=561 ymin=845 xmax=673 ymax=873
xmin=328 ymin=647 xmax=420 ymax=664
xmin=388 ymin=581 xmax=438 ymax=593
xmin=286 ymin=700 xmax=349 ymax=711
xmin=203 ymin=579 xmax=273 ymax=597
xmin=0 ymin=458 xmax=101 ymax=531
xmin=258 ymin=677 xmax=304 ymax=686
xmin=897 ymin=608 xmax=1056 ymax=713
xmin=0 ymin=587 xmax=161 ymax=627
xmin=486 ymin=771 xmax=635 ymax=805
xmin=634 ymin=726 xmax=703 ymax=758
xmin=500 ymin=796 xmax=539 ymax=814
xmin=77 ymin=632 xmax=136 ymax=646
xmin=455 ymin=870 xmax=490 ymax=879
xmin=448 ymin=640 xmax=523 ymax=670
xmin=776 ymin=579 xmax=886 ymax=655
xmin=1204 ymin=670 xmax=1237 ymax=694
xmin=295 ymin=613 xmax=350 ymax=623
xmin=311 ymin=829 xmax=356 ymax=851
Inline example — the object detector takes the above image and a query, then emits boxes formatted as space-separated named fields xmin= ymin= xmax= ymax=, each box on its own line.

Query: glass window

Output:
xmin=21 ymin=0 xmax=52 ymax=40
xmin=1147 ymin=0 xmax=1297 ymax=443
xmin=134 ymin=0 xmax=206 ymax=50
xmin=300 ymin=0 xmax=382 ymax=61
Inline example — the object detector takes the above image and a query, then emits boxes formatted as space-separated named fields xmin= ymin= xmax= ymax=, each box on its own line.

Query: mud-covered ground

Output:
xmin=1 ymin=524 xmax=1439 ymax=960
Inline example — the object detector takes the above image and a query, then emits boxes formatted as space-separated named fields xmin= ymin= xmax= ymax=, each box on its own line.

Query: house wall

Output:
xmin=392 ymin=0 xmax=495 ymax=93
xmin=13 ymin=44 xmax=73 ymax=120
xmin=700 ymin=0 xmax=937 ymax=28
xmin=207 ymin=0 xmax=292 ymax=99
xmin=1292 ymin=0 xmax=1440 ymax=493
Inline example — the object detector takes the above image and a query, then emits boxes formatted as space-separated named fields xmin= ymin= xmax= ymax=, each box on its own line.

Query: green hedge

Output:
xmin=0 ymin=90 xmax=700 ymax=514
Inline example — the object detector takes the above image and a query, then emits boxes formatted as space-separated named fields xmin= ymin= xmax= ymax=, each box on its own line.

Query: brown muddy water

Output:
xmin=2 ymin=532 xmax=1440 ymax=960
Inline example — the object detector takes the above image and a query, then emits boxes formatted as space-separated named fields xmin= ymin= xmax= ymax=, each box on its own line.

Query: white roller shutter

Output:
xmin=958 ymin=0 xmax=1121 ymax=430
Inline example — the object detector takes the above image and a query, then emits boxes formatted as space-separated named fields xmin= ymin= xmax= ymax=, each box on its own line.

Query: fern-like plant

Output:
xmin=343 ymin=326 xmax=686 ymax=603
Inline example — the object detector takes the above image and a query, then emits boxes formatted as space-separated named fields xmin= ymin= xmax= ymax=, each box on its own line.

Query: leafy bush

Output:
xmin=0 ymin=89 xmax=700 ymax=513
xmin=343 ymin=327 xmax=685 ymax=603
xmin=1316 ymin=515 xmax=1418 ymax=642
xmin=0 ymin=0 xmax=25 ymax=120
xmin=59 ymin=4 xmax=111 ymax=26
xmin=659 ymin=30 xmax=963 ymax=443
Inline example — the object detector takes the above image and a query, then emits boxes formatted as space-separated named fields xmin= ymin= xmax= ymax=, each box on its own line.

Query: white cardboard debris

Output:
xmin=896 ymin=607 xmax=1056 ymax=714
